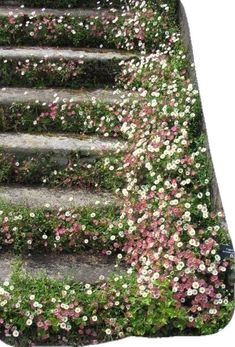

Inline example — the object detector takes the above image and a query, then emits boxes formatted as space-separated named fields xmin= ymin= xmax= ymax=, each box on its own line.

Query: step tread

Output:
xmin=0 ymin=133 xmax=126 ymax=155
xmin=0 ymin=252 xmax=120 ymax=284
xmin=0 ymin=46 xmax=135 ymax=61
xmin=0 ymin=185 xmax=116 ymax=209
xmin=0 ymin=6 xmax=104 ymax=18
xmin=0 ymin=87 xmax=121 ymax=104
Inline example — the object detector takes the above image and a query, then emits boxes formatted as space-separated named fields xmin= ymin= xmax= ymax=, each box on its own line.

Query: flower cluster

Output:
xmin=0 ymin=101 xmax=122 ymax=137
xmin=116 ymin=36 xmax=234 ymax=329
xmin=0 ymin=2 xmax=176 ymax=51
xmin=0 ymin=204 xmax=125 ymax=254
xmin=0 ymin=269 xmax=188 ymax=346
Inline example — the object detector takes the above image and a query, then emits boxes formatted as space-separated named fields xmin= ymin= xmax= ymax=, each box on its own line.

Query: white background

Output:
xmin=0 ymin=0 xmax=234 ymax=346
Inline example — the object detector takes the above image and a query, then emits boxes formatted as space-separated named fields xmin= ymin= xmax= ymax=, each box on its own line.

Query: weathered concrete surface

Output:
xmin=0 ymin=252 xmax=121 ymax=284
xmin=0 ymin=185 xmax=116 ymax=209
xmin=0 ymin=133 xmax=126 ymax=156
xmin=0 ymin=0 xmax=119 ymax=10
xmin=0 ymin=47 xmax=136 ymax=61
xmin=0 ymin=6 xmax=104 ymax=18
xmin=0 ymin=87 xmax=121 ymax=104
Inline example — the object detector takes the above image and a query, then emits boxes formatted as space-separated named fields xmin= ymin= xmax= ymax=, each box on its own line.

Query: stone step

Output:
xmin=0 ymin=0 xmax=121 ymax=9
xmin=0 ymin=47 xmax=135 ymax=88
xmin=0 ymin=87 xmax=121 ymax=105
xmin=0 ymin=133 xmax=126 ymax=189
xmin=0 ymin=6 xmax=104 ymax=17
xmin=0 ymin=133 xmax=126 ymax=156
xmin=0 ymin=87 xmax=129 ymax=136
xmin=0 ymin=251 xmax=121 ymax=284
xmin=0 ymin=47 xmax=133 ymax=62
xmin=0 ymin=185 xmax=116 ymax=209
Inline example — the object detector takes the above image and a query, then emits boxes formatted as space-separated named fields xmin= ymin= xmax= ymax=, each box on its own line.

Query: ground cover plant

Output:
xmin=0 ymin=151 xmax=125 ymax=191
xmin=0 ymin=269 xmax=189 ymax=346
xmin=0 ymin=56 xmax=124 ymax=88
xmin=0 ymin=101 xmax=122 ymax=137
xmin=0 ymin=203 xmax=125 ymax=254
xmin=0 ymin=1 xmax=176 ymax=50
xmin=0 ymin=0 xmax=234 ymax=345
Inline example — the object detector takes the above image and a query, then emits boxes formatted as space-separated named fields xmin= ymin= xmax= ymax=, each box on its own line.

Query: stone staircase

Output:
xmin=0 ymin=0 xmax=129 ymax=282
xmin=0 ymin=2 xmax=233 ymax=343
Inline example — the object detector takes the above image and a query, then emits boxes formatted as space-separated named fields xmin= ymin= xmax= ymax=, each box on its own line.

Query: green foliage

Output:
xmin=0 ymin=5 xmax=177 ymax=51
xmin=0 ymin=58 xmax=121 ymax=89
xmin=194 ymin=301 xmax=235 ymax=335
xmin=0 ymin=151 xmax=125 ymax=191
xmin=0 ymin=102 xmax=122 ymax=137
xmin=0 ymin=202 xmax=125 ymax=254
xmin=0 ymin=269 xmax=188 ymax=345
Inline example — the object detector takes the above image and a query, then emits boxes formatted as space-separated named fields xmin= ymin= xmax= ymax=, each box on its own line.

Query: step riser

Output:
xmin=0 ymin=56 xmax=124 ymax=88
xmin=0 ymin=149 xmax=100 ymax=164
xmin=0 ymin=150 xmax=124 ymax=191
xmin=0 ymin=132 xmax=125 ymax=190
xmin=0 ymin=252 xmax=121 ymax=284
xmin=0 ymin=87 xmax=127 ymax=137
